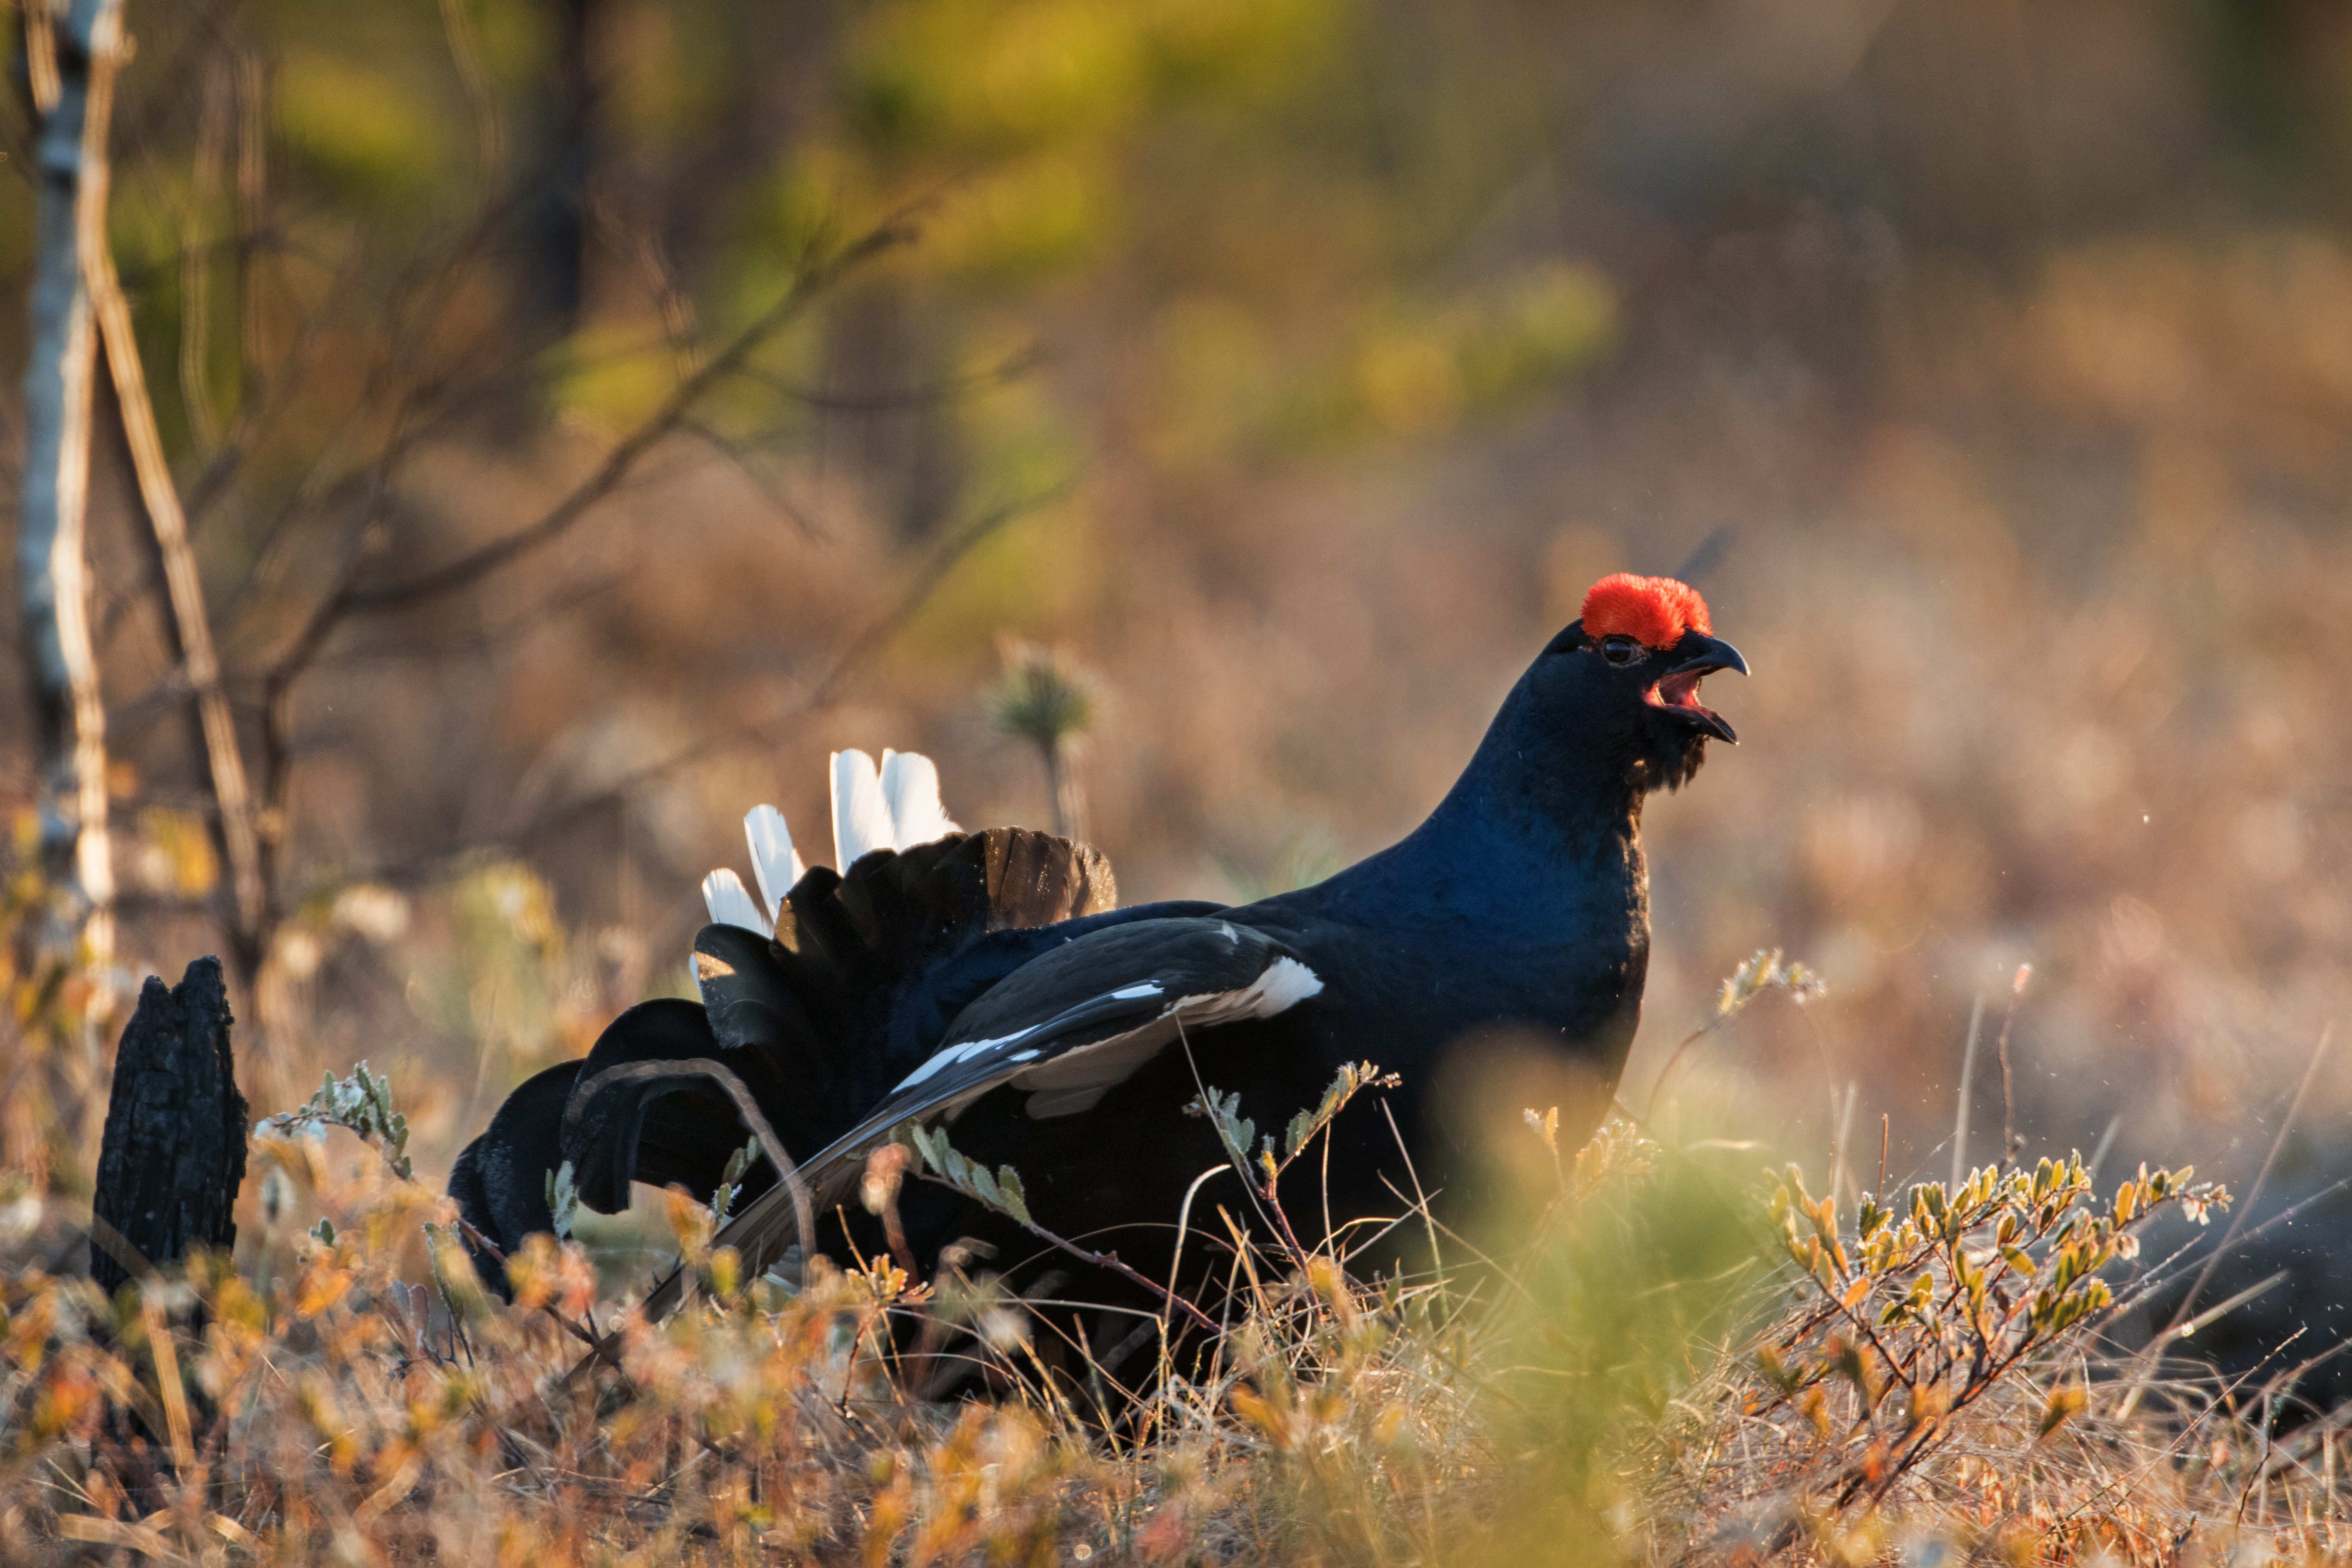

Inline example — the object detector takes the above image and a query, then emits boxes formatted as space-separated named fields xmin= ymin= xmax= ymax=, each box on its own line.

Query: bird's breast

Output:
xmin=1290 ymin=915 xmax=1643 ymax=1066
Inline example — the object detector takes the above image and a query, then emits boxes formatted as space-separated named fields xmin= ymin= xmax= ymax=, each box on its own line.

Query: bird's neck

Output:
xmin=1302 ymin=706 xmax=1652 ymax=943
xmin=1432 ymin=706 xmax=1649 ymax=846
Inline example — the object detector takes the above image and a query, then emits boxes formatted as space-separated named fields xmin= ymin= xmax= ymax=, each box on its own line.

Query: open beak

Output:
xmin=1650 ymin=635 xmax=1749 ymax=744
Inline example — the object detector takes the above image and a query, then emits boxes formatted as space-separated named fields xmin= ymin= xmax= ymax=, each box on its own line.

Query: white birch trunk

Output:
xmin=17 ymin=0 xmax=126 ymax=964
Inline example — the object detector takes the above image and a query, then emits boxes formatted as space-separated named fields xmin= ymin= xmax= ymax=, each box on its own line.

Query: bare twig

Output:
xmin=675 ymin=420 xmax=827 ymax=539
xmin=235 ymin=49 xmax=267 ymax=408
xmin=22 ymin=0 xmax=60 ymax=113
xmin=735 ymin=347 xmax=1040 ymax=413
xmin=182 ymin=237 xmax=370 ymax=538
xmin=342 ymin=217 xmax=919 ymax=613
xmin=436 ymin=0 xmax=506 ymax=189
xmin=2114 ymin=1025 xmax=2333 ymax=1421
xmin=220 ymin=139 xmax=600 ymax=634
xmin=1951 ymin=995 xmax=1983 ymax=1190
xmin=567 ymin=1056 xmax=816 ymax=1268
xmin=255 ymin=465 xmax=407 ymax=933
xmin=1646 ymin=953 xmax=1826 ymax=1121
xmin=802 ymin=482 xmax=1069 ymax=710
xmin=453 ymin=483 xmax=1066 ymax=855
xmin=212 ymin=164 xmax=554 ymax=955
xmin=1828 ymin=1080 xmax=1857 ymax=1204
xmin=1381 ymin=1099 xmax=1445 ymax=1286
xmin=233 ymin=217 xmax=925 ymax=953
xmin=1997 ymin=964 xmax=2030 ymax=1166
xmin=2162 ymin=1025 xmax=2333 ymax=1338
xmin=178 ymin=59 xmax=230 ymax=458
xmin=87 ymin=199 xmax=266 ymax=955
xmin=194 ymin=122 xmax=570 ymax=563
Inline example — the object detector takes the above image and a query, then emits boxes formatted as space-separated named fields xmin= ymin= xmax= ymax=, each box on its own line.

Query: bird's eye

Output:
xmin=1600 ymin=636 xmax=1643 ymax=667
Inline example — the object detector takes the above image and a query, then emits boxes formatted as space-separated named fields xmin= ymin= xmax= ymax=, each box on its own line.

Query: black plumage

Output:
xmin=449 ymin=824 xmax=1214 ymax=1286
xmin=453 ymin=579 xmax=1746 ymax=1363
xmin=448 ymin=1059 xmax=577 ymax=1259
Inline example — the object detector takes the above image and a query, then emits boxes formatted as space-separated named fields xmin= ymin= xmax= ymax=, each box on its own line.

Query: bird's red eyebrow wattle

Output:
xmin=1580 ymin=573 xmax=1712 ymax=649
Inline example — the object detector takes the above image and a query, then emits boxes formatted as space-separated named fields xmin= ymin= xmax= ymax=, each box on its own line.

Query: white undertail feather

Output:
xmin=743 ymin=805 xmax=803 ymax=922
xmin=879 ymin=749 xmax=960 ymax=848
xmin=700 ymin=749 xmax=958 ymax=941
xmin=830 ymin=750 xmax=898 ymax=869
xmin=701 ymin=868 xmax=771 ymax=937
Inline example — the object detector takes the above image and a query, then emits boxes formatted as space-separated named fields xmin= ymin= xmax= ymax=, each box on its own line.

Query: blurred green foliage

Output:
xmin=21 ymin=0 xmax=1634 ymax=575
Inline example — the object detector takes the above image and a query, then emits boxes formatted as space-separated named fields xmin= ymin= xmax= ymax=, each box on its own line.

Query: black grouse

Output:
xmin=451 ymin=572 xmax=1746 ymax=1349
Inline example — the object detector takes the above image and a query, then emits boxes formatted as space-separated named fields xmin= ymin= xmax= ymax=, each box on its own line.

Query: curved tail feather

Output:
xmin=744 ymin=804 xmax=803 ymax=921
xmin=700 ymin=867 xmax=770 ymax=939
xmin=447 ymin=1060 xmax=580 ymax=1293
xmin=557 ymin=998 xmax=796 ymax=1214
xmin=879 ymin=749 xmax=957 ymax=846
xmin=448 ymin=1003 xmax=787 ymax=1288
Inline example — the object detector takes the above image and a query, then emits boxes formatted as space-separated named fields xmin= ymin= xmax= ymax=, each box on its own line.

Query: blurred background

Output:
xmin=2 ymin=0 xmax=2349 ymax=1243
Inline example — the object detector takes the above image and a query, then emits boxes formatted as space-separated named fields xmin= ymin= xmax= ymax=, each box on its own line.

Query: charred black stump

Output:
xmin=89 ymin=957 xmax=248 ymax=1292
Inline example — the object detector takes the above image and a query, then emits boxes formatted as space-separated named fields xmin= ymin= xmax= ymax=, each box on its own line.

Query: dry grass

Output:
xmin=3 ymin=1032 xmax=2346 ymax=1568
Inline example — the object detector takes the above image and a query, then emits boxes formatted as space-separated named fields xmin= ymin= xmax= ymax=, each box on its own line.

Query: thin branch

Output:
xmin=2160 ymin=1024 xmax=2333 ymax=1338
xmin=237 ymin=174 xmax=556 ymax=922
xmin=453 ymin=482 xmax=1064 ymax=854
xmin=449 ymin=1215 xmax=627 ymax=1377
xmin=22 ymin=0 xmax=60 ymax=113
xmin=1996 ymin=965 xmax=2030 ymax=1166
xmin=734 ymin=347 xmax=1041 ymax=413
xmin=674 ymin=420 xmax=827 ymax=539
xmin=178 ymin=56 xmax=231 ymax=458
xmin=436 ymin=0 xmax=506 ymax=191
xmin=1951 ymin=995 xmax=1983 ymax=1190
xmin=230 ymin=216 xmax=920 ymax=937
xmin=801 ymin=481 xmax=1067 ymax=711
xmin=341 ymin=217 xmax=920 ymax=613
xmin=214 ymin=138 xmax=582 ymax=620
xmin=87 ymin=187 xmax=266 ymax=952
xmin=312 ymin=572 xmax=626 ymax=670
xmin=568 ymin=1056 xmax=817 ymax=1268
xmin=235 ymin=48 xmax=267 ymax=410
xmin=181 ymin=236 xmax=369 ymax=536
xmin=192 ymin=116 xmax=577 ymax=557
xmin=256 ymin=466 xmax=404 ymax=931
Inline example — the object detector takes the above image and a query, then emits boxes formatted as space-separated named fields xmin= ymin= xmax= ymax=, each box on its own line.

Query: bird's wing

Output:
xmin=653 ymin=917 xmax=1322 ymax=1313
xmin=876 ymin=916 xmax=1321 ymax=1129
